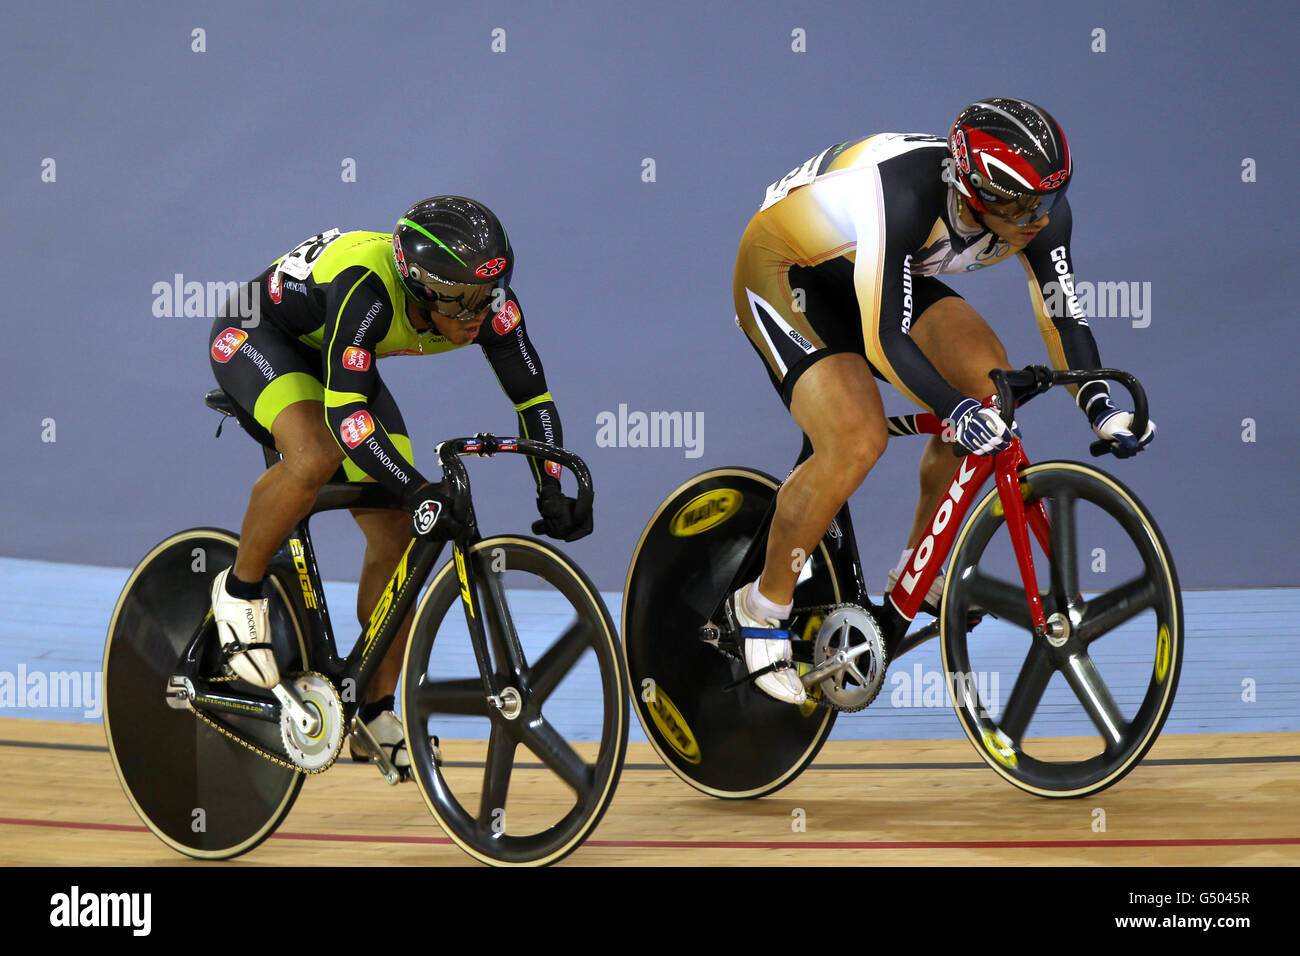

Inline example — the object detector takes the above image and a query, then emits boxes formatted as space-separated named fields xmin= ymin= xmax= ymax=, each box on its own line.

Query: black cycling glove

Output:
xmin=532 ymin=485 xmax=592 ymax=542
xmin=403 ymin=482 xmax=465 ymax=541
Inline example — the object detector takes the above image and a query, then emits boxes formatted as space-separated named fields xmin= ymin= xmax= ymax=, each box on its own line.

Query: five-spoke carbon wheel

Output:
xmin=941 ymin=462 xmax=1183 ymax=797
xmin=401 ymin=536 xmax=627 ymax=866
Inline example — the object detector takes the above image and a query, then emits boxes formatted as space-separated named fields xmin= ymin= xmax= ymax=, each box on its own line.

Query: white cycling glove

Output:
xmin=949 ymin=398 xmax=1016 ymax=456
xmin=1077 ymin=381 xmax=1156 ymax=458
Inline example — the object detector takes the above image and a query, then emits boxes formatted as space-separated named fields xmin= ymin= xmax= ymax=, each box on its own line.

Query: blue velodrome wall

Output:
xmin=2 ymin=558 xmax=1297 ymax=738
xmin=2 ymin=1 xmax=1297 ymax=591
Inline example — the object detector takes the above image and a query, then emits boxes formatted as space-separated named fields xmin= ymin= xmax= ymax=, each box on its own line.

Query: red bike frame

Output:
xmin=884 ymin=412 xmax=1053 ymax=632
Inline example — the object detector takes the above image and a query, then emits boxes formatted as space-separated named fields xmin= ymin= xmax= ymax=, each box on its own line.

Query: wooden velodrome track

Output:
xmin=2 ymin=718 xmax=1297 ymax=866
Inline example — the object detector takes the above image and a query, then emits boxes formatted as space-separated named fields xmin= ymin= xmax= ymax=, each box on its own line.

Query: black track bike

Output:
xmin=104 ymin=390 xmax=628 ymax=866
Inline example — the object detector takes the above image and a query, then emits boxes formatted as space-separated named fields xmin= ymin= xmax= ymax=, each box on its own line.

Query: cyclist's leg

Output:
xmin=762 ymin=355 xmax=888 ymax=604
xmin=351 ymin=508 xmax=418 ymax=699
xmin=234 ymin=400 xmax=344 ymax=581
xmin=343 ymin=382 xmax=419 ymax=701
xmin=734 ymin=236 xmax=890 ymax=608
xmin=209 ymin=319 xmax=340 ymax=684
xmin=901 ymin=287 xmax=1010 ymax=550
xmin=733 ymin=223 xmax=890 ymax=702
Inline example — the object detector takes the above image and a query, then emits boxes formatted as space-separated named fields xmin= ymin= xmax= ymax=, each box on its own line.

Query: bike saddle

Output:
xmin=205 ymin=388 xmax=238 ymax=417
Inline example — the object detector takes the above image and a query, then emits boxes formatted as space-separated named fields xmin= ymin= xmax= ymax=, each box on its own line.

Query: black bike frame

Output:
xmin=175 ymin=430 xmax=593 ymax=726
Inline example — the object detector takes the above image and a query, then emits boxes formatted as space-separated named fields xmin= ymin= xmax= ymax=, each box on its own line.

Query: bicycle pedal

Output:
xmin=348 ymin=726 xmax=441 ymax=778
xmin=165 ymin=675 xmax=194 ymax=710
xmin=388 ymin=737 xmax=440 ymax=782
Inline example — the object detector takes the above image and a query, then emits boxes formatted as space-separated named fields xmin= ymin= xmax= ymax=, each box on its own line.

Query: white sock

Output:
xmin=746 ymin=581 xmax=793 ymax=623
xmin=894 ymin=548 xmax=915 ymax=576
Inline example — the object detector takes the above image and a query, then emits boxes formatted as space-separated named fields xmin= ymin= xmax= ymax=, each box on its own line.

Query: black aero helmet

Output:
xmin=392 ymin=196 xmax=512 ymax=319
xmin=949 ymin=98 xmax=1072 ymax=224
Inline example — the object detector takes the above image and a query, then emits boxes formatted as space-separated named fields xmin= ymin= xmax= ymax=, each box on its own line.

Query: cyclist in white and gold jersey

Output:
xmin=730 ymin=98 xmax=1155 ymax=704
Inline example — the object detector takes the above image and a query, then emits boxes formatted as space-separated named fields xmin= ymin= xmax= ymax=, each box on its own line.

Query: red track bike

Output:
xmin=623 ymin=367 xmax=1182 ymax=799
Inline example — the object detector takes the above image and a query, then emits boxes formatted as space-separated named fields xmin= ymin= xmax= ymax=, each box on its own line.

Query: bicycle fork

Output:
xmin=993 ymin=443 xmax=1056 ymax=640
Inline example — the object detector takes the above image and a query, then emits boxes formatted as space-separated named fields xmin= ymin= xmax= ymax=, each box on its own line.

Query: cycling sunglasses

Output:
xmin=976 ymin=185 xmax=1068 ymax=226
xmin=417 ymin=280 xmax=502 ymax=321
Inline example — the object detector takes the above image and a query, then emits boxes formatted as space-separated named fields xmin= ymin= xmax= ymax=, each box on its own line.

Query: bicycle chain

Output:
xmin=187 ymin=671 xmax=341 ymax=775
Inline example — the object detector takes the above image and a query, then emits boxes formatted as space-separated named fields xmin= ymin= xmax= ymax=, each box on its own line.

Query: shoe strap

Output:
xmin=220 ymin=641 xmax=275 ymax=661
xmin=739 ymin=626 xmax=790 ymax=641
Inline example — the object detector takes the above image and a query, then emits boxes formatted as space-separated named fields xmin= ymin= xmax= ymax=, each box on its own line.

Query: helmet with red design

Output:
xmin=392 ymin=196 xmax=513 ymax=320
xmin=949 ymin=98 xmax=1072 ymax=225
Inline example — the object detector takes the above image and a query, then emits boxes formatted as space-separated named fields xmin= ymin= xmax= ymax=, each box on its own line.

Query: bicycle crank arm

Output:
xmin=349 ymin=715 xmax=402 ymax=786
xmin=271 ymin=681 xmax=321 ymax=738
xmin=799 ymin=638 xmax=878 ymax=687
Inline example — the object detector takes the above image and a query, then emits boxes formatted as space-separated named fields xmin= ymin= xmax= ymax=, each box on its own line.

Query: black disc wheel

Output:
xmin=623 ymin=468 xmax=843 ymax=799
xmin=941 ymin=462 xmax=1183 ymax=798
xmin=103 ymin=529 xmax=308 ymax=858
xmin=401 ymin=536 xmax=627 ymax=866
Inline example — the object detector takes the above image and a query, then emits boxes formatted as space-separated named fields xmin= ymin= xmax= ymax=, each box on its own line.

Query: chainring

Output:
xmin=279 ymin=673 xmax=345 ymax=772
xmin=811 ymin=605 xmax=888 ymax=712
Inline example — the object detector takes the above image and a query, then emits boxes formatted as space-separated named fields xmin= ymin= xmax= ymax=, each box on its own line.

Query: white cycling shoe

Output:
xmin=352 ymin=711 xmax=410 ymax=770
xmin=210 ymin=568 xmax=279 ymax=688
xmin=729 ymin=585 xmax=806 ymax=705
